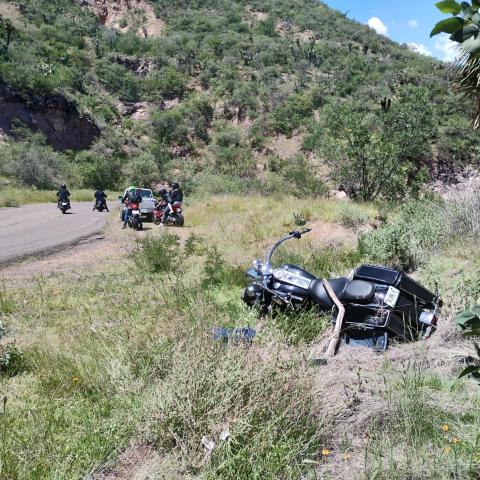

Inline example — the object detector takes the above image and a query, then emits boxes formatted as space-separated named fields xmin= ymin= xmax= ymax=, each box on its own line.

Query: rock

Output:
xmin=331 ymin=190 xmax=350 ymax=201
xmin=0 ymin=83 xmax=99 ymax=151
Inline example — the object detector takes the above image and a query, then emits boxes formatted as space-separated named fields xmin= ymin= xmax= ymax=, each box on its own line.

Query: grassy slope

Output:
xmin=0 ymin=196 xmax=479 ymax=479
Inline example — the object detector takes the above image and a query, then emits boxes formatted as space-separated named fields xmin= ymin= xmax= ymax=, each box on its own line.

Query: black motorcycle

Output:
xmin=59 ymin=199 xmax=71 ymax=214
xmin=94 ymin=198 xmax=108 ymax=212
xmin=242 ymin=228 xmax=442 ymax=351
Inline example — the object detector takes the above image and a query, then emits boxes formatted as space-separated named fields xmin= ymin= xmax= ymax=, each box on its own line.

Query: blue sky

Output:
xmin=324 ymin=0 xmax=457 ymax=61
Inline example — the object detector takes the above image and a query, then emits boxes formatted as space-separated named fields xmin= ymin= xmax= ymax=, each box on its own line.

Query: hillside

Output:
xmin=0 ymin=0 xmax=479 ymax=196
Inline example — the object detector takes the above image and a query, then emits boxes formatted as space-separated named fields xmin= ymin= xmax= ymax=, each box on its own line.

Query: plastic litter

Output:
xmin=211 ymin=327 xmax=256 ymax=345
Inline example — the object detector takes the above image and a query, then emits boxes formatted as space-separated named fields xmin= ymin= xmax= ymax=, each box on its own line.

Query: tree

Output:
xmin=317 ymin=87 xmax=435 ymax=201
xmin=431 ymin=0 xmax=480 ymax=127
xmin=0 ymin=136 xmax=64 ymax=190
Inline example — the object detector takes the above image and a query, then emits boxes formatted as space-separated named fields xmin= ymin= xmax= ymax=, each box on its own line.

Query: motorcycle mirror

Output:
xmin=293 ymin=213 xmax=306 ymax=226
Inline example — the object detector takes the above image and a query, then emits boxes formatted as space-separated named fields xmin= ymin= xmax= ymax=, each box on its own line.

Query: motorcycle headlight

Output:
xmin=242 ymin=284 xmax=260 ymax=302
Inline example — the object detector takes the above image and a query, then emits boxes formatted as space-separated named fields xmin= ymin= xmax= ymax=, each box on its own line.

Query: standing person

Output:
xmin=56 ymin=184 xmax=71 ymax=209
xmin=161 ymin=182 xmax=183 ymax=225
xmin=121 ymin=186 xmax=142 ymax=229
xmin=93 ymin=186 xmax=109 ymax=212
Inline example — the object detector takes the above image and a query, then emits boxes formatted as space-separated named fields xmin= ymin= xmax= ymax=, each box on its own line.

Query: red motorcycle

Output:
xmin=127 ymin=202 xmax=143 ymax=230
xmin=153 ymin=201 xmax=184 ymax=227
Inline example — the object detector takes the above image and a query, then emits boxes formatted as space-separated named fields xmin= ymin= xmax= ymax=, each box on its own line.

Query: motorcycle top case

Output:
xmin=353 ymin=265 xmax=435 ymax=305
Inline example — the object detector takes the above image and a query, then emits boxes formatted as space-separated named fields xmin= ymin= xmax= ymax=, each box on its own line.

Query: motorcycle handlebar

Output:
xmin=288 ymin=228 xmax=312 ymax=238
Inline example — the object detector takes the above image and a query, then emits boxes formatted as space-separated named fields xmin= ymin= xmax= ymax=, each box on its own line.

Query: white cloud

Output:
xmin=408 ymin=19 xmax=419 ymax=29
xmin=407 ymin=42 xmax=432 ymax=56
xmin=434 ymin=35 xmax=459 ymax=62
xmin=367 ymin=17 xmax=388 ymax=36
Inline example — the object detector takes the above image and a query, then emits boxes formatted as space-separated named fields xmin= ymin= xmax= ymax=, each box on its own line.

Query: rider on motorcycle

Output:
xmin=161 ymin=182 xmax=183 ymax=225
xmin=155 ymin=188 xmax=169 ymax=207
xmin=56 ymin=184 xmax=71 ymax=209
xmin=121 ymin=186 xmax=142 ymax=229
xmin=93 ymin=186 xmax=109 ymax=212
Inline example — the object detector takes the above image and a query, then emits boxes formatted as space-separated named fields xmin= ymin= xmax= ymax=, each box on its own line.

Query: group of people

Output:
xmin=55 ymin=182 xmax=183 ymax=228
xmin=55 ymin=185 xmax=109 ymax=212
xmin=120 ymin=182 xmax=183 ymax=228
xmin=155 ymin=182 xmax=183 ymax=225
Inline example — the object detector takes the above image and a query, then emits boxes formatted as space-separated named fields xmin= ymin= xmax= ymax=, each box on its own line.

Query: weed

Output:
xmin=132 ymin=233 xmax=182 ymax=274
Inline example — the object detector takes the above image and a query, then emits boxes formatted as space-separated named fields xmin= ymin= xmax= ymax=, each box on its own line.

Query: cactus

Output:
xmin=380 ymin=97 xmax=392 ymax=112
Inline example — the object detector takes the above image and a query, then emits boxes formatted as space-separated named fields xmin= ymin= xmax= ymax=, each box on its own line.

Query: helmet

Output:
xmin=61 ymin=184 xmax=66 ymax=189
xmin=128 ymin=185 xmax=136 ymax=191
xmin=97 ymin=186 xmax=102 ymax=190
xmin=158 ymin=188 xmax=167 ymax=195
xmin=171 ymin=182 xmax=179 ymax=190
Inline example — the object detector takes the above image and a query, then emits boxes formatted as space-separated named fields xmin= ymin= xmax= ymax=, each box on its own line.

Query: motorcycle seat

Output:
xmin=309 ymin=278 xmax=375 ymax=308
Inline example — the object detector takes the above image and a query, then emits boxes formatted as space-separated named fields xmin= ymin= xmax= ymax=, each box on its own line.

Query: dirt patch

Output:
xmin=0 ymin=235 xmax=120 ymax=284
xmin=86 ymin=0 xmax=164 ymax=38
xmin=304 ymin=219 xmax=357 ymax=249
xmin=245 ymin=9 xmax=268 ymax=22
xmin=93 ymin=443 xmax=161 ymax=480
xmin=0 ymin=1 xmax=23 ymax=27
xmin=267 ymin=134 xmax=303 ymax=160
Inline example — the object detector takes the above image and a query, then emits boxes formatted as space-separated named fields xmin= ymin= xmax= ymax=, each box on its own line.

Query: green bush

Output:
xmin=132 ymin=234 xmax=182 ymax=274
xmin=0 ymin=137 xmax=65 ymax=190
xmin=359 ymin=199 xmax=445 ymax=271
xmin=266 ymin=154 xmax=328 ymax=197
xmin=336 ymin=202 xmax=371 ymax=230
xmin=75 ymin=151 xmax=123 ymax=189
xmin=270 ymin=93 xmax=314 ymax=135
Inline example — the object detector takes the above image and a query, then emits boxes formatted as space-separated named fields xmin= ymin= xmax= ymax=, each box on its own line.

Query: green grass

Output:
xmin=1 ymin=195 xmax=480 ymax=479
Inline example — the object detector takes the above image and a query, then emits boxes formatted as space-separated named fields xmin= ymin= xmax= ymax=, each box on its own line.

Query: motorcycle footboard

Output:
xmin=342 ymin=329 xmax=388 ymax=352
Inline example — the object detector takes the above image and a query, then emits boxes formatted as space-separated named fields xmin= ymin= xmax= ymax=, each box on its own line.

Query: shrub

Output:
xmin=266 ymin=154 xmax=328 ymax=197
xmin=125 ymin=153 xmax=159 ymax=187
xmin=336 ymin=203 xmax=370 ymax=230
xmin=270 ymin=93 xmax=314 ymax=135
xmin=203 ymin=247 xmax=245 ymax=287
xmin=75 ymin=151 xmax=123 ymax=189
xmin=142 ymin=66 xmax=188 ymax=101
xmin=96 ymin=59 xmax=140 ymax=102
xmin=0 ymin=138 xmax=64 ymax=190
xmin=358 ymin=199 xmax=445 ymax=271
xmin=132 ymin=234 xmax=182 ymax=274
xmin=0 ymin=343 xmax=27 ymax=377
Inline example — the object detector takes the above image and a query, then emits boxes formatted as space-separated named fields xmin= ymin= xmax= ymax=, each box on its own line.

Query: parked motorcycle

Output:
xmin=127 ymin=202 xmax=143 ymax=230
xmin=153 ymin=201 xmax=184 ymax=227
xmin=59 ymin=199 xmax=70 ymax=214
xmin=242 ymin=228 xmax=442 ymax=351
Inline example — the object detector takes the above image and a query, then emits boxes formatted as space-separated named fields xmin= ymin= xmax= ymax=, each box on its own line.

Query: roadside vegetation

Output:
xmin=1 ymin=192 xmax=479 ymax=479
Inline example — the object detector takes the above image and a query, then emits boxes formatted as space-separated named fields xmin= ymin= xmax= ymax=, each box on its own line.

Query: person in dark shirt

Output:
xmin=121 ymin=186 xmax=142 ymax=228
xmin=93 ymin=187 xmax=109 ymax=212
xmin=161 ymin=182 xmax=183 ymax=224
xmin=56 ymin=184 xmax=71 ymax=208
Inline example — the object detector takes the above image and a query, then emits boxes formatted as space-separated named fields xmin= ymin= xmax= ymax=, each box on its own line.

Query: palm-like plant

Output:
xmin=432 ymin=1 xmax=480 ymax=127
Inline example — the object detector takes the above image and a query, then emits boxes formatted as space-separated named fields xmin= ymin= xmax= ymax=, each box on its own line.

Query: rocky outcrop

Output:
xmin=76 ymin=0 xmax=164 ymax=38
xmin=0 ymin=83 xmax=99 ymax=151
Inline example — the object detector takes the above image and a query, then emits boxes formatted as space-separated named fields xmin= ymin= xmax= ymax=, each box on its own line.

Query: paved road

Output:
xmin=0 ymin=202 xmax=108 ymax=265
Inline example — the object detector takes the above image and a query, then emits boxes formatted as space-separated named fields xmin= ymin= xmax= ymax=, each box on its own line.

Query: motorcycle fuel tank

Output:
xmin=272 ymin=264 xmax=317 ymax=298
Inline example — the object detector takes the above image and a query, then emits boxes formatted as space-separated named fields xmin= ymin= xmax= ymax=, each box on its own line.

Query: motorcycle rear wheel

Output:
xmin=173 ymin=212 xmax=184 ymax=227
